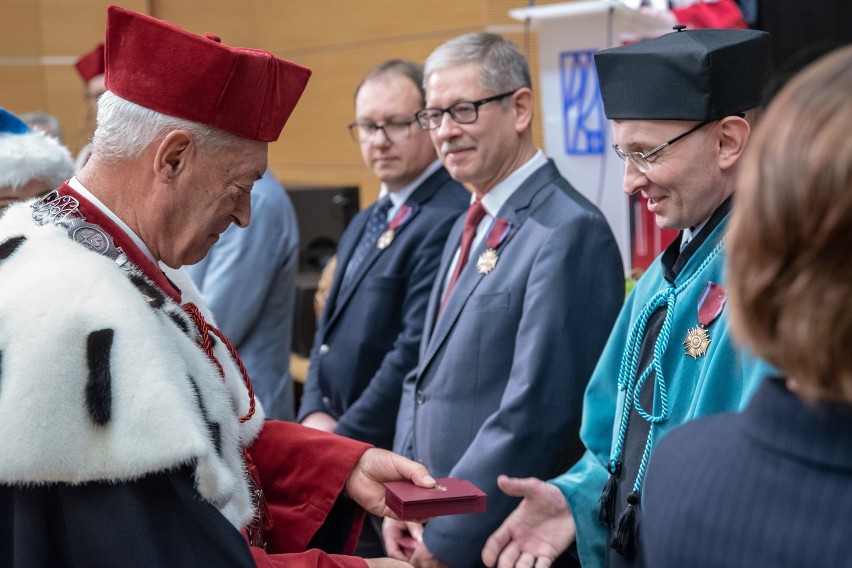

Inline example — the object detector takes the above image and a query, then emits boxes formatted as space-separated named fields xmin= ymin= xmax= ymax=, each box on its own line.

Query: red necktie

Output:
xmin=440 ymin=199 xmax=487 ymax=314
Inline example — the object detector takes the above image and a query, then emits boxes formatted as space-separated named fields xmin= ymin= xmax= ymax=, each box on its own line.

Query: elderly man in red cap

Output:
xmin=0 ymin=6 xmax=433 ymax=568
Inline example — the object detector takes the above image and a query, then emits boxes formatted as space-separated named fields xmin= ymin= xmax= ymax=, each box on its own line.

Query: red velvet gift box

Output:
xmin=384 ymin=478 xmax=487 ymax=520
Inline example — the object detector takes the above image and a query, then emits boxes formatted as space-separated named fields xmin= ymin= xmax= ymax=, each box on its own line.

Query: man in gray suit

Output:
xmin=386 ymin=33 xmax=624 ymax=568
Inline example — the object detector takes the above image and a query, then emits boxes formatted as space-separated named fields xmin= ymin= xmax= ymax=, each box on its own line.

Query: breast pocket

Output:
xmin=468 ymin=290 xmax=510 ymax=311
xmin=366 ymin=274 xmax=405 ymax=292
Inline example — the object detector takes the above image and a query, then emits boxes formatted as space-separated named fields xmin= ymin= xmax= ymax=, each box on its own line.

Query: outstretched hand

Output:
xmin=383 ymin=518 xmax=422 ymax=561
xmin=345 ymin=448 xmax=435 ymax=518
xmin=481 ymin=475 xmax=576 ymax=568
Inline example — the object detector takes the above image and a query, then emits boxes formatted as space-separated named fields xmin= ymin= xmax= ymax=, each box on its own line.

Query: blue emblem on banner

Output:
xmin=560 ymin=50 xmax=606 ymax=155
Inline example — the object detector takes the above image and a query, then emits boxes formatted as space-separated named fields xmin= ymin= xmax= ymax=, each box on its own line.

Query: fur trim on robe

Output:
xmin=0 ymin=200 xmax=265 ymax=531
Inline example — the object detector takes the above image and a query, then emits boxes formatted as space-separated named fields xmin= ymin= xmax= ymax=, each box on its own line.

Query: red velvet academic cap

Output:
xmin=103 ymin=5 xmax=312 ymax=142
xmin=75 ymin=43 xmax=105 ymax=82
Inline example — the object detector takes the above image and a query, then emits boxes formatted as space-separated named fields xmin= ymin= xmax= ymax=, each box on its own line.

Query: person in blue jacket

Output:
xmin=187 ymin=169 xmax=299 ymax=421
xmin=483 ymin=27 xmax=773 ymax=568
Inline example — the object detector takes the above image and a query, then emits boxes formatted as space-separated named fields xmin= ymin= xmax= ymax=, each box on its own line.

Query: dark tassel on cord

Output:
xmin=611 ymin=491 xmax=640 ymax=558
xmin=598 ymin=461 xmax=621 ymax=527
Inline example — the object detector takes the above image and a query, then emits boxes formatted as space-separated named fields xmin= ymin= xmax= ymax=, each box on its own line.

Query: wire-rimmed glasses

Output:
xmin=415 ymin=89 xmax=520 ymax=131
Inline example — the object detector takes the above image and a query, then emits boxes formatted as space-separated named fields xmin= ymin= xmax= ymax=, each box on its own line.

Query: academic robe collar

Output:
xmin=744 ymin=377 xmax=852 ymax=471
xmin=661 ymin=195 xmax=733 ymax=283
xmin=57 ymin=182 xmax=182 ymax=303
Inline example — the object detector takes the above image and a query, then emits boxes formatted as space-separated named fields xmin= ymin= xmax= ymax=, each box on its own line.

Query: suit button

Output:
xmin=416 ymin=390 xmax=426 ymax=405
xmin=319 ymin=344 xmax=330 ymax=355
xmin=322 ymin=396 xmax=331 ymax=409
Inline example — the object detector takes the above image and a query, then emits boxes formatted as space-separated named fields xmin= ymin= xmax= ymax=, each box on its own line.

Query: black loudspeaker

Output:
xmin=286 ymin=185 xmax=360 ymax=357
xmin=286 ymin=185 xmax=360 ymax=273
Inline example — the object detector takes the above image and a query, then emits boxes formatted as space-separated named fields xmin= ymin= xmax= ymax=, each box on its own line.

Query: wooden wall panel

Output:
xmin=256 ymin=1 xmax=487 ymax=53
xmin=0 ymin=66 xmax=46 ymax=110
xmin=0 ymin=0 xmax=41 ymax=56
xmin=152 ymin=1 xmax=261 ymax=47
xmin=0 ymin=0 xmax=147 ymax=155
xmin=1 ymin=0 xmax=566 ymax=207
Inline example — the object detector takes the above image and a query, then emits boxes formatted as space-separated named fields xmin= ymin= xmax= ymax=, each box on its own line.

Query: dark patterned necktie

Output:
xmin=339 ymin=196 xmax=393 ymax=295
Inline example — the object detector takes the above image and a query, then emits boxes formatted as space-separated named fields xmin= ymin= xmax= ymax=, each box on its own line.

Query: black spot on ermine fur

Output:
xmin=86 ymin=329 xmax=114 ymax=426
xmin=0 ymin=235 xmax=26 ymax=265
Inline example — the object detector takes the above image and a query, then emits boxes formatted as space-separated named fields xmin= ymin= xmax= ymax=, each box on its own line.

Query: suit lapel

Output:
xmin=419 ymin=161 xmax=561 ymax=373
xmin=326 ymin=168 xmax=450 ymax=330
xmin=422 ymin=215 xmax=464 ymax=345
xmin=324 ymin=211 xmax=368 ymax=323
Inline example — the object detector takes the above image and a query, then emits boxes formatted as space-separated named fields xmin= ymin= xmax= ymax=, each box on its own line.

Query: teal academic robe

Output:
xmin=551 ymin=209 xmax=769 ymax=568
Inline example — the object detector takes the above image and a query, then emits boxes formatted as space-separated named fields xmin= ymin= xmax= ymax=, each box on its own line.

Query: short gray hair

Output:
xmin=20 ymin=111 xmax=64 ymax=141
xmin=91 ymin=91 xmax=240 ymax=161
xmin=424 ymin=32 xmax=531 ymax=96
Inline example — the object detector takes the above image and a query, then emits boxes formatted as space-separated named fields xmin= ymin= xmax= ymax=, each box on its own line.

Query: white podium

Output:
xmin=510 ymin=0 xmax=672 ymax=270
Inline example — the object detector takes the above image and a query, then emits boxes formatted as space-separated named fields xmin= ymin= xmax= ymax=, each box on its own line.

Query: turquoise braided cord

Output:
xmin=633 ymin=427 xmax=657 ymax=493
xmin=610 ymin=288 xmax=671 ymax=470
xmin=630 ymin=241 xmax=725 ymax=492
xmin=608 ymin=241 xmax=725 ymax=472
xmin=633 ymin=291 xmax=676 ymax=423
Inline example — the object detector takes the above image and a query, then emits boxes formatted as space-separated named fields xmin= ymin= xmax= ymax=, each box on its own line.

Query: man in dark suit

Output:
xmin=386 ymin=33 xmax=624 ymax=568
xmin=299 ymin=59 xmax=468 ymax=555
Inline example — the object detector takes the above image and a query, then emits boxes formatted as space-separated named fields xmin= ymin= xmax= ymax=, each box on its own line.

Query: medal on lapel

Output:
xmin=684 ymin=281 xmax=727 ymax=359
xmin=476 ymin=218 xmax=511 ymax=275
xmin=377 ymin=205 xmax=414 ymax=250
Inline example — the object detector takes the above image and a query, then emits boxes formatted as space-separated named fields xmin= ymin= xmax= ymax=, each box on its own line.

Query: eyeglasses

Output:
xmin=415 ymin=89 xmax=519 ymax=131
xmin=612 ymin=119 xmax=713 ymax=173
xmin=348 ymin=119 xmax=417 ymax=144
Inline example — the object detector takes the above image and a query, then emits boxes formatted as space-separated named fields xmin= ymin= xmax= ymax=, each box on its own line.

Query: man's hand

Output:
xmin=410 ymin=540 xmax=449 ymax=568
xmin=301 ymin=411 xmax=338 ymax=432
xmin=364 ymin=559 xmax=414 ymax=568
xmin=481 ymin=475 xmax=576 ymax=568
xmin=382 ymin=518 xmax=422 ymax=561
xmin=345 ymin=448 xmax=435 ymax=518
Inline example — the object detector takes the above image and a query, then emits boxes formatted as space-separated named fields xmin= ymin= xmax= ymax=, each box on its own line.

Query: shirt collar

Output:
xmin=68 ymin=176 xmax=157 ymax=264
xmin=478 ymin=149 xmax=547 ymax=217
xmin=681 ymin=217 xmax=711 ymax=251
xmin=379 ymin=159 xmax=443 ymax=214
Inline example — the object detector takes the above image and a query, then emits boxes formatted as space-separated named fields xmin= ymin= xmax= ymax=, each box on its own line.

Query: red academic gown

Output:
xmin=248 ymin=421 xmax=369 ymax=568
xmin=0 ymin=183 xmax=369 ymax=568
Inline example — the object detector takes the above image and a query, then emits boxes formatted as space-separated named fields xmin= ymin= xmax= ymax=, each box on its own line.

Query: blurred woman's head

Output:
xmin=728 ymin=45 xmax=852 ymax=402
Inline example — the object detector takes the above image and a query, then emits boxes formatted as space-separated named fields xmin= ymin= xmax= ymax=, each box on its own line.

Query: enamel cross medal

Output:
xmin=476 ymin=218 xmax=511 ymax=275
xmin=377 ymin=205 xmax=414 ymax=250
xmin=684 ymin=281 xmax=727 ymax=359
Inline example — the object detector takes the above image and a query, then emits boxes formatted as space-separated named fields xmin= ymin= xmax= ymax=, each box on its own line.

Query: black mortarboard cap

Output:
xmin=595 ymin=27 xmax=771 ymax=120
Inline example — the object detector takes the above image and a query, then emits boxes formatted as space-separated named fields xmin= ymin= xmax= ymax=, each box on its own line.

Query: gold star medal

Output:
xmin=684 ymin=326 xmax=711 ymax=359
xmin=476 ymin=217 xmax=512 ymax=275
xmin=684 ymin=281 xmax=727 ymax=359
xmin=376 ymin=204 xmax=413 ymax=250
xmin=476 ymin=248 xmax=499 ymax=274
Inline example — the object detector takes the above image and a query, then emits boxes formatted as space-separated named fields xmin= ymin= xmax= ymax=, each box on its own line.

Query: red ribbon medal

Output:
xmin=684 ymin=281 xmax=727 ymax=359
xmin=377 ymin=204 xmax=414 ymax=250
xmin=476 ymin=218 xmax=511 ymax=275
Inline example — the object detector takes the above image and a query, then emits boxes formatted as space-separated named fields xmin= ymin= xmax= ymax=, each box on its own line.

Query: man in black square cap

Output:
xmin=482 ymin=27 xmax=773 ymax=568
